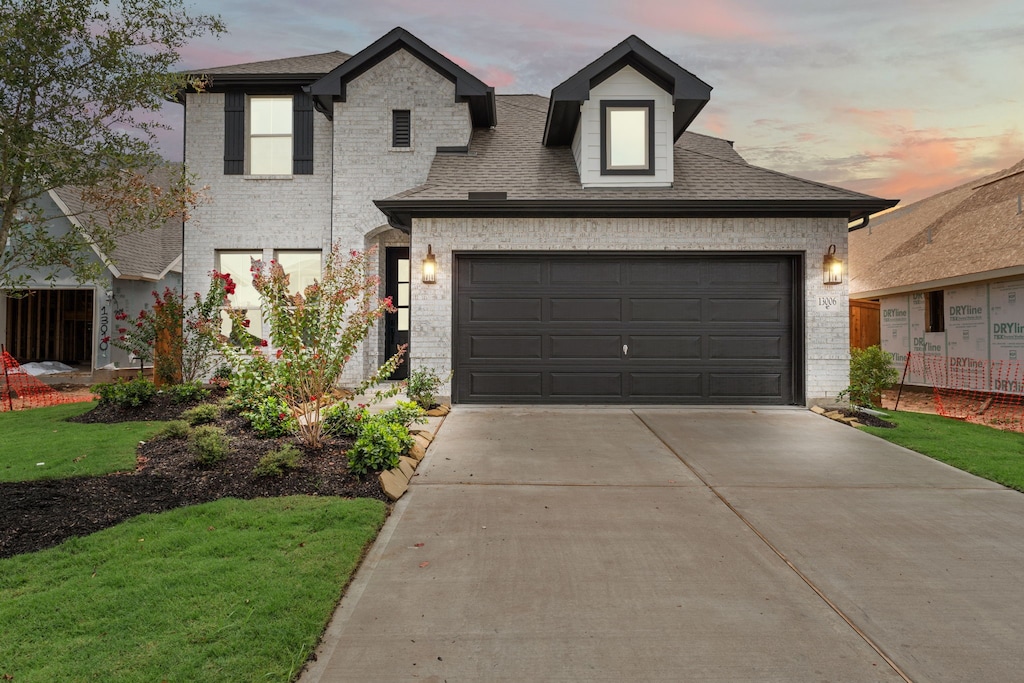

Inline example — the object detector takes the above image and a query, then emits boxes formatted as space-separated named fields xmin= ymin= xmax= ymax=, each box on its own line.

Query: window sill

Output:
xmin=241 ymin=174 xmax=294 ymax=180
xmin=389 ymin=147 xmax=414 ymax=153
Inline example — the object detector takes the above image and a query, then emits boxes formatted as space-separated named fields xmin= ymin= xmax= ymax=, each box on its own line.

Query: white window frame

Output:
xmin=248 ymin=96 xmax=293 ymax=176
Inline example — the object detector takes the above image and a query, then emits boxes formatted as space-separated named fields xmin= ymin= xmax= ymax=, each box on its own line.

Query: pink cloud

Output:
xmin=443 ymin=52 xmax=518 ymax=90
xmin=621 ymin=0 xmax=783 ymax=42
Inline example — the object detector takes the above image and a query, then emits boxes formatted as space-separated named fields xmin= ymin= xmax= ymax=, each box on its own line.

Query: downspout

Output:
xmin=848 ymin=214 xmax=871 ymax=232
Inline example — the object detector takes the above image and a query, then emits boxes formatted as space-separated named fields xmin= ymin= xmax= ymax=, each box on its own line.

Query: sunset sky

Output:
xmin=159 ymin=0 xmax=1024 ymax=206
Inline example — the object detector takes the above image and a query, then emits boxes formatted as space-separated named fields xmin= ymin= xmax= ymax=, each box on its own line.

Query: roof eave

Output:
xmin=375 ymin=197 xmax=896 ymax=231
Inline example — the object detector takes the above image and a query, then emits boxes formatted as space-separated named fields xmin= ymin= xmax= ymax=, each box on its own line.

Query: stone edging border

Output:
xmin=378 ymin=405 xmax=451 ymax=500
xmin=810 ymin=404 xmax=862 ymax=427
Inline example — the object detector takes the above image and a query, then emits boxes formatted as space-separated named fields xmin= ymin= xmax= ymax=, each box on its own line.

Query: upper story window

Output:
xmin=600 ymin=100 xmax=655 ymax=175
xmin=249 ymin=96 xmax=293 ymax=175
xmin=392 ymin=109 xmax=411 ymax=148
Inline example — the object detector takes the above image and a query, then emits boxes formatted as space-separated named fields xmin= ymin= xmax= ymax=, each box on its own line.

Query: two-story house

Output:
xmin=179 ymin=27 xmax=896 ymax=405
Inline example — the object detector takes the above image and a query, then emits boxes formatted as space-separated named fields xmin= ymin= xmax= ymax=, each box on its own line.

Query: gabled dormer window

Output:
xmin=600 ymin=100 xmax=655 ymax=175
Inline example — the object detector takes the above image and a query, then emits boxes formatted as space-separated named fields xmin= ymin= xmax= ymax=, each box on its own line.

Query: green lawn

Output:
xmin=0 ymin=402 xmax=166 ymax=481
xmin=862 ymin=410 xmax=1024 ymax=491
xmin=0 ymin=496 xmax=387 ymax=682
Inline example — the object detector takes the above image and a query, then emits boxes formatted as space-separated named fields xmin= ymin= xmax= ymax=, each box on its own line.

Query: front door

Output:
xmin=385 ymin=247 xmax=410 ymax=380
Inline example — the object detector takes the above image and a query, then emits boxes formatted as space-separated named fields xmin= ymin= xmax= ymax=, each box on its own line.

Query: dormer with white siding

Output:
xmin=544 ymin=36 xmax=712 ymax=189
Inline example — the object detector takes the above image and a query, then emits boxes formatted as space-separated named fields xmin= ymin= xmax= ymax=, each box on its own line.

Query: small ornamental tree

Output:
xmin=212 ymin=245 xmax=405 ymax=449
xmin=106 ymin=277 xmax=233 ymax=383
xmin=839 ymin=345 xmax=900 ymax=408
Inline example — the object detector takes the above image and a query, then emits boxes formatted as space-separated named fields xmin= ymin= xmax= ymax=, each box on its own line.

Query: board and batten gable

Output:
xmin=571 ymin=65 xmax=674 ymax=188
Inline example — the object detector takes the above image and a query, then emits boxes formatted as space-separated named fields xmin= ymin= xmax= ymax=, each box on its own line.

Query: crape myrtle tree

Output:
xmin=0 ymin=0 xmax=224 ymax=290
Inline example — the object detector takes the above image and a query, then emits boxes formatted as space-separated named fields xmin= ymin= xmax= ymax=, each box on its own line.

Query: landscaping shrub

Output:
xmin=253 ymin=443 xmax=303 ymax=477
xmin=154 ymin=420 xmax=191 ymax=440
xmin=244 ymin=396 xmax=298 ymax=438
xmin=167 ymin=380 xmax=211 ymax=404
xmin=378 ymin=399 xmax=426 ymax=427
xmin=406 ymin=367 xmax=444 ymax=409
xmin=180 ymin=403 xmax=219 ymax=426
xmin=347 ymin=416 xmax=413 ymax=475
xmin=840 ymin=345 xmax=900 ymax=408
xmin=321 ymin=401 xmax=369 ymax=438
xmin=189 ymin=425 xmax=230 ymax=466
xmin=91 ymin=377 xmax=157 ymax=409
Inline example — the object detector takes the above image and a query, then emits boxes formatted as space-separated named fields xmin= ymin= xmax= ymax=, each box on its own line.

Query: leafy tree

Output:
xmin=0 ymin=0 xmax=224 ymax=290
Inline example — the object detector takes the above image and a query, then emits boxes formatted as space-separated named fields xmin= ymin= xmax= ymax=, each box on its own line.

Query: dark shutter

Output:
xmin=392 ymin=109 xmax=411 ymax=148
xmin=293 ymin=93 xmax=314 ymax=175
xmin=223 ymin=92 xmax=245 ymax=175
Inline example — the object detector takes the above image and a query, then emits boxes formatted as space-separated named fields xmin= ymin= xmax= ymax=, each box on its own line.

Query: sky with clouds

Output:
xmin=158 ymin=0 xmax=1024 ymax=206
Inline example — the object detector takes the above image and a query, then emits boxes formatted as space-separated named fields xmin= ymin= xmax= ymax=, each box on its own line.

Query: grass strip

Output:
xmin=0 ymin=495 xmax=387 ymax=682
xmin=862 ymin=410 xmax=1024 ymax=491
xmin=0 ymin=402 xmax=165 ymax=481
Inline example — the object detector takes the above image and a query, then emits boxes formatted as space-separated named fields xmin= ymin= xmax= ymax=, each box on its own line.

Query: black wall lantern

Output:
xmin=823 ymin=244 xmax=842 ymax=285
xmin=422 ymin=244 xmax=437 ymax=284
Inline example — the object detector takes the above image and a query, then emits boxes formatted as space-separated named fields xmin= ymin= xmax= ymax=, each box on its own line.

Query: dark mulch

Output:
xmin=1 ymin=398 xmax=386 ymax=559
xmin=841 ymin=408 xmax=896 ymax=428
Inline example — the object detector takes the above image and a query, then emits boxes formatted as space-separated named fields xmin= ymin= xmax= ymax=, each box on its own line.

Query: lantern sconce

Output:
xmin=422 ymin=244 xmax=437 ymax=284
xmin=823 ymin=244 xmax=842 ymax=285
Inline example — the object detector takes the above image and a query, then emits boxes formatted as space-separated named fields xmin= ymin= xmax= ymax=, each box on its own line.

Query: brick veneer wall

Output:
xmin=410 ymin=216 xmax=851 ymax=405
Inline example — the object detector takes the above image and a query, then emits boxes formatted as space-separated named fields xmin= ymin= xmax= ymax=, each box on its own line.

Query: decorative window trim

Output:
xmin=599 ymin=100 xmax=655 ymax=176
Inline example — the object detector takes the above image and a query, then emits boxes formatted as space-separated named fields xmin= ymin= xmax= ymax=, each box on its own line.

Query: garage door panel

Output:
xmin=628 ymin=260 xmax=701 ymax=285
xmin=550 ymin=260 xmax=622 ymax=285
xmin=550 ymin=298 xmax=621 ymax=321
xmin=709 ymin=335 xmax=784 ymax=360
xmin=550 ymin=335 xmax=621 ymax=360
xmin=628 ymin=335 xmax=702 ymax=359
xmin=550 ymin=372 xmax=622 ymax=397
xmin=468 ymin=297 xmax=543 ymax=322
xmin=629 ymin=372 xmax=703 ymax=397
xmin=468 ymin=335 xmax=543 ymax=360
xmin=455 ymin=254 xmax=799 ymax=404
xmin=707 ymin=260 xmax=785 ymax=286
xmin=708 ymin=298 xmax=784 ymax=323
xmin=709 ymin=373 xmax=783 ymax=398
xmin=629 ymin=298 xmax=701 ymax=322
xmin=467 ymin=260 xmax=542 ymax=285
xmin=468 ymin=372 xmax=543 ymax=397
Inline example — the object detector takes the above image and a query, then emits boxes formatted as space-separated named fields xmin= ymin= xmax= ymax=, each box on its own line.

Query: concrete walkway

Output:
xmin=303 ymin=407 xmax=1024 ymax=682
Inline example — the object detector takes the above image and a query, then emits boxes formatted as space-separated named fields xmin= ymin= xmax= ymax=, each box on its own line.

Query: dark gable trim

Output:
xmin=374 ymin=198 xmax=899 ymax=233
xmin=308 ymin=27 xmax=496 ymax=128
xmin=543 ymin=35 xmax=712 ymax=147
xmin=223 ymin=92 xmax=245 ymax=175
xmin=600 ymin=100 xmax=656 ymax=176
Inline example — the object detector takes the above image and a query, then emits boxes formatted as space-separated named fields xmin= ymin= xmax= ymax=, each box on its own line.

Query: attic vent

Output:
xmin=392 ymin=110 xmax=411 ymax=148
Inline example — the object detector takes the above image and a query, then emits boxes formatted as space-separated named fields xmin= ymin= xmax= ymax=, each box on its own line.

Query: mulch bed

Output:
xmin=1 ymin=395 xmax=386 ymax=559
xmin=840 ymin=408 xmax=896 ymax=428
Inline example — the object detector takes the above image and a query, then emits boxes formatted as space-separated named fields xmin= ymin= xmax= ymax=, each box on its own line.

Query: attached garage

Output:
xmin=454 ymin=253 xmax=802 ymax=404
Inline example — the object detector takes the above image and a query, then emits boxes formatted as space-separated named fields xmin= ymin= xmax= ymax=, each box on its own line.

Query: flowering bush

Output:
xmin=107 ymin=279 xmax=231 ymax=384
xmin=210 ymin=245 xmax=405 ymax=448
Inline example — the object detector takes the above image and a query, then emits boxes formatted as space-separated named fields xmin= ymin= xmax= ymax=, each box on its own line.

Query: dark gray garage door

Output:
xmin=454 ymin=254 xmax=801 ymax=404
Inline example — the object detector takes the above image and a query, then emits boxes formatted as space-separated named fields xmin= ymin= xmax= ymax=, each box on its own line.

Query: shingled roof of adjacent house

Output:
xmin=376 ymin=95 xmax=895 ymax=228
xmin=849 ymin=158 xmax=1024 ymax=298
xmin=183 ymin=51 xmax=351 ymax=90
xmin=49 ymin=167 xmax=184 ymax=282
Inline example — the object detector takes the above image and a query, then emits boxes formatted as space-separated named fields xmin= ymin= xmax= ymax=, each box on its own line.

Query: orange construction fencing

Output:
xmin=1 ymin=347 xmax=96 ymax=412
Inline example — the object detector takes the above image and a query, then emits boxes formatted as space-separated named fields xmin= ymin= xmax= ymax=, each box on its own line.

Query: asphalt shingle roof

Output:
xmin=849 ymin=159 xmax=1024 ymax=297
xmin=191 ymin=51 xmax=350 ymax=76
xmin=51 ymin=166 xmax=183 ymax=281
xmin=386 ymin=95 xmax=886 ymax=204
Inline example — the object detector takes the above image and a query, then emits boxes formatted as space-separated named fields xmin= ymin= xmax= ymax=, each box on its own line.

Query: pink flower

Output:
xmin=260 ymin=339 xmax=268 ymax=347
xmin=241 ymin=319 xmax=250 ymax=328
xmin=276 ymin=349 xmax=283 ymax=359
xmin=101 ymin=336 xmax=110 ymax=343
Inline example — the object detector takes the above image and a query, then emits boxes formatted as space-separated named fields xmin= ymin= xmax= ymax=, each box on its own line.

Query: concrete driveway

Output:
xmin=303 ymin=407 xmax=1024 ymax=682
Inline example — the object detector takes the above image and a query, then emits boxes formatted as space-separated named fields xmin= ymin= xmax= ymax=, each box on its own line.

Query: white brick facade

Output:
xmin=410 ymin=216 xmax=850 ymax=405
